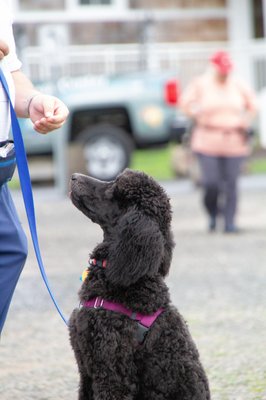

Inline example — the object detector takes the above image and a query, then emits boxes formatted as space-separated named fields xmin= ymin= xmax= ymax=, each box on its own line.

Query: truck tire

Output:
xmin=76 ymin=123 xmax=134 ymax=181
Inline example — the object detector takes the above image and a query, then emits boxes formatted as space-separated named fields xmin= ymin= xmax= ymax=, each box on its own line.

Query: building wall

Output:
xmin=18 ymin=0 xmax=226 ymax=8
xmin=14 ymin=0 xmax=228 ymax=46
xmin=70 ymin=22 xmax=142 ymax=45
xmin=151 ymin=19 xmax=227 ymax=42
xmin=19 ymin=0 xmax=64 ymax=10
xmin=129 ymin=0 xmax=226 ymax=8
xmin=13 ymin=0 xmax=265 ymax=90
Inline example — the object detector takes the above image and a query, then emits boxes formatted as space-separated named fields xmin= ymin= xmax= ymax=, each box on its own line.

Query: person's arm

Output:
xmin=180 ymin=78 xmax=202 ymax=120
xmin=239 ymin=82 xmax=258 ymax=128
xmin=0 ymin=40 xmax=9 ymax=60
xmin=12 ymin=70 xmax=69 ymax=134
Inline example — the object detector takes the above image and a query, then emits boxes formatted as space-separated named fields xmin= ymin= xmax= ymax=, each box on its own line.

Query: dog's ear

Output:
xmin=106 ymin=209 xmax=164 ymax=287
xmin=159 ymin=228 xmax=175 ymax=277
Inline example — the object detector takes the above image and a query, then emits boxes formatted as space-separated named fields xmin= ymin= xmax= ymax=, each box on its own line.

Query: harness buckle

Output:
xmin=94 ymin=297 xmax=104 ymax=309
xmin=137 ymin=323 xmax=149 ymax=345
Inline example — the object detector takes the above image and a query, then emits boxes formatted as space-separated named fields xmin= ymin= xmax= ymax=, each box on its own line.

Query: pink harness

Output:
xmin=83 ymin=296 xmax=164 ymax=344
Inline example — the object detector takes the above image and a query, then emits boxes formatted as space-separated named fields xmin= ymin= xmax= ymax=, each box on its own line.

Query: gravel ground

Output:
xmin=1 ymin=177 xmax=266 ymax=400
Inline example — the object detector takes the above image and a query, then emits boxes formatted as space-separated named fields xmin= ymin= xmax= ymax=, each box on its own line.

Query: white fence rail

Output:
xmin=21 ymin=40 xmax=266 ymax=91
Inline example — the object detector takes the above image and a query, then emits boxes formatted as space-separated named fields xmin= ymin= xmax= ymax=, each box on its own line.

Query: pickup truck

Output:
xmin=20 ymin=70 xmax=188 ymax=181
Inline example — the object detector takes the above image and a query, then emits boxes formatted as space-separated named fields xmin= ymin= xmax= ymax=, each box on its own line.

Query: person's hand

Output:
xmin=0 ymin=40 xmax=9 ymax=60
xmin=28 ymin=94 xmax=69 ymax=134
xmin=238 ymin=115 xmax=253 ymax=131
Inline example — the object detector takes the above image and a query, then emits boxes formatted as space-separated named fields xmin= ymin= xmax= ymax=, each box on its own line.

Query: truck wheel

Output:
xmin=76 ymin=124 xmax=134 ymax=181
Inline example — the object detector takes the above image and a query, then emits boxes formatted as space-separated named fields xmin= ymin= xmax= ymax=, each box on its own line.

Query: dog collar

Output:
xmin=81 ymin=258 xmax=107 ymax=282
xmin=89 ymin=258 xmax=107 ymax=268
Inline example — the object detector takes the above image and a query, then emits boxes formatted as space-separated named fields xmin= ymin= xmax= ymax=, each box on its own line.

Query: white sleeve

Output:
xmin=0 ymin=1 xmax=22 ymax=72
xmin=0 ymin=1 xmax=21 ymax=141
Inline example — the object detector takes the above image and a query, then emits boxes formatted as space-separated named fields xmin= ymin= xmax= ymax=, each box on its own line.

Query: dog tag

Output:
xmin=80 ymin=268 xmax=90 ymax=282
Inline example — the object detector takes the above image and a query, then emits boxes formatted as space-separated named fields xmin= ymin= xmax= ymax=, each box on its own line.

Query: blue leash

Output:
xmin=0 ymin=68 xmax=68 ymax=325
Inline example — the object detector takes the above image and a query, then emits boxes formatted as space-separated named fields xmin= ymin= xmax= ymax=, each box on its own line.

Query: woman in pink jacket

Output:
xmin=181 ymin=51 xmax=257 ymax=233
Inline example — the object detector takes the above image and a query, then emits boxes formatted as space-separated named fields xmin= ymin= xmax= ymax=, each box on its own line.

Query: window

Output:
xmin=19 ymin=0 xmax=64 ymax=10
xmin=66 ymin=0 xmax=126 ymax=9
xmin=79 ymin=0 xmax=111 ymax=4
xmin=253 ymin=0 xmax=264 ymax=38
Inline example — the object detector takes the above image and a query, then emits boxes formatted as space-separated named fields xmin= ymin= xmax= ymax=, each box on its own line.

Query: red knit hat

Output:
xmin=210 ymin=51 xmax=233 ymax=74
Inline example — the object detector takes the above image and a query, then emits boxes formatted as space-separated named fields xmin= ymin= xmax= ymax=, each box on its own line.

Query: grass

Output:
xmin=131 ymin=145 xmax=266 ymax=180
xmin=8 ymin=146 xmax=266 ymax=190
xmin=248 ymin=157 xmax=266 ymax=174
xmin=130 ymin=145 xmax=176 ymax=180
xmin=8 ymin=178 xmax=20 ymax=190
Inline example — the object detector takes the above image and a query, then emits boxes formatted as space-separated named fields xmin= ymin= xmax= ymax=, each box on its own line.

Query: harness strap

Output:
xmin=83 ymin=297 xmax=164 ymax=343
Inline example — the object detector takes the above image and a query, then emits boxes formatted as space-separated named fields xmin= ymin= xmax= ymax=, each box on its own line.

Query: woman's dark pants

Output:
xmin=0 ymin=184 xmax=28 ymax=333
xmin=197 ymin=153 xmax=244 ymax=230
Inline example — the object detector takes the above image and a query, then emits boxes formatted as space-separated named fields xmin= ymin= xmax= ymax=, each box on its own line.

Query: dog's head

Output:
xmin=70 ymin=169 xmax=175 ymax=287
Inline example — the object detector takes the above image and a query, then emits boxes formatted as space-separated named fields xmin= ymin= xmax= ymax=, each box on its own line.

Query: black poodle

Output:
xmin=69 ymin=169 xmax=210 ymax=400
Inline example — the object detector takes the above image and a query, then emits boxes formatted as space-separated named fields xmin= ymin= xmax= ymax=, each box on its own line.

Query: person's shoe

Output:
xmin=208 ymin=216 xmax=216 ymax=232
xmin=224 ymin=225 xmax=240 ymax=234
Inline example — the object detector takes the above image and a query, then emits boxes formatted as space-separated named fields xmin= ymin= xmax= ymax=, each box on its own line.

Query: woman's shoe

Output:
xmin=224 ymin=225 xmax=240 ymax=234
xmin=208 ymin=216 xmax=216 ymax=232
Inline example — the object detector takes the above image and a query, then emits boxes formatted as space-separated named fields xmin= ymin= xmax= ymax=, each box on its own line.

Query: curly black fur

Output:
xmin=69 ymin=169 xmax=210 ymax=400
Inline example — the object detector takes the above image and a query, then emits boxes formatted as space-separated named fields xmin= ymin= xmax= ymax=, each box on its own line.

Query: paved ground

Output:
xmin=1 ymin=177 xmax=266 ymax=400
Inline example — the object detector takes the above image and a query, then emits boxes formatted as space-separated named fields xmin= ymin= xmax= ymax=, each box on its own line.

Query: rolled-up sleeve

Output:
xmin=0 ymin=3 xmax=22 ymax=72
xmin=0 ymin=2 xmax=21 ymax=140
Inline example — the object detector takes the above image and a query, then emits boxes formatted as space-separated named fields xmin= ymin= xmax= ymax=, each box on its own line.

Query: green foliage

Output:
xmin=131 ymin=146 xmax=266 ymax=180
xmin=9 ymin=148 xmax=266 ymax=189
xmin=248 ymin=158 xmax=266 ymax=174
xmin=130 ymin=145 xmax=175 ymax=180
xmin=8 ymin=178 xmax=20 ymax=189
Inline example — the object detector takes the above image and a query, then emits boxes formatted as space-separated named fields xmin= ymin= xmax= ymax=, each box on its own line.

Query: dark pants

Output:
xmin=0 ymin=184 xmax=28 ymax=333
xmin=197 ymin=153 xmax=244 ymax=229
